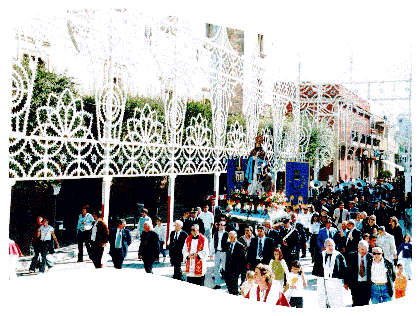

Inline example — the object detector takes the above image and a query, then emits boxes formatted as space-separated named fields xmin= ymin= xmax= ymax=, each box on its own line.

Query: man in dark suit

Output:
xmin=348 ymin=201 xmax=359 ymax=220
xmin=168 ymin=220 xmax=188 ymax=280
xmin=264 ymin=220 xmax=279 ymax=247
xmin=109 ymin=219 xmax=132 ymax=269
xmin=188 ymin=209 xmax=205 ymax=235
xmin=343 ymin=219 xmax=362 ymax=256
xmin=181 ymin=210 xmax=191 ymax=234
xmin=344 ymin=240 xmax=373 ymax=306
xmin=210 ymin=198 xmax=223 ymax=219
xmin=247 ymin=225 xmax=276 ymax=270
xmin=367 ymin=246 xmax=396 ymax=304
xmin=225 ymin=231 xmax=246 ymax=295
xmin=317 ymin=218 xmax=337 ymax=254
xmin=89 ymin=210 xmax=109 ymax=269
xmin=279 ymin=218 xmax=300 ymax=267
xmin=290 ymin=213 xmax=307 ymax=258
xmin=138 ymin=221 xmax=160 ymax=273
xmin=376 ymin=200 xmax=391 ymax=227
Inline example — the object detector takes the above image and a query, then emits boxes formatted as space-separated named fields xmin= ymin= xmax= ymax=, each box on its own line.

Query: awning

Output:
xmin=381 ymin=160 xmax=405 ymax=171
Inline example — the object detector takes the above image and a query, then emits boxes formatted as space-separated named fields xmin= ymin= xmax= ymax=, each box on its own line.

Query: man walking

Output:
xmin=182 ymin=224 xmax=209 ymax=286
xmin=109 ymin=219 xmax=131 ymax=269
xmin=225 ymin=231 xmax=246 ymax=295
xmin=210 ymin=220 xmax=229 ymax=289
xmin=198 ymin=204 xmax=214 ymax=242
xmin=368 ymin=246 xmax=396 ymax=304
xmin=313 ymin=238 xmax=347 ymax=308
xmin=168 ymin=220 xmax=188 ymax=280
xmin=344 ymin=240 xmax=372 ymax=306
xmin=89 ymin=210 xmax=109 ymax=268
xmin=136 ymin=208 xmax=152 ymax=239
xmin=138 ymin=221 xmax=160 ymax=273
xmin=247 ymin=225 xmax=276 ymax=270
xmin=76 ymin=205 xmax=94 ymax=262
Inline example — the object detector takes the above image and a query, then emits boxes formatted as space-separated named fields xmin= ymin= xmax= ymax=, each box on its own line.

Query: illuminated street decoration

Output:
xmin=9 ymin=10 xmax=411 ymax=184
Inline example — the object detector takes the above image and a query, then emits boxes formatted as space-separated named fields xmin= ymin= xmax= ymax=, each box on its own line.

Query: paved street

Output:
xmin=13 ymin=228 xmax=412 ymax=310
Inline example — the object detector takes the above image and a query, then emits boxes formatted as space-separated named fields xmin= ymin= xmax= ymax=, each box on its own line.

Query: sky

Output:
xmin=6 ymin=1 xmax=414 ymax=122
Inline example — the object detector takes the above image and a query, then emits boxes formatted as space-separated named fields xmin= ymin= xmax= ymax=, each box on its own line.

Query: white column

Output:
xmin=167 ymin=174 xmax=176 ymax=242
xmin=214 ymin=172 xmax=220 ymax=207
xmin=273 ymin=172 xmax=277 ymax=192
xmin=101 ymin=176 xmax=113 ymax=225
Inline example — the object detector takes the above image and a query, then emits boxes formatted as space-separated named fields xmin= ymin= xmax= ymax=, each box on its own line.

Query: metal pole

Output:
xmin=166 ymin=174 xmax=176 ymax=244
xmin=214 ymin=172 xmax=220 ymax=207
xmin=101 ymin=176 xmax=112 ymax=226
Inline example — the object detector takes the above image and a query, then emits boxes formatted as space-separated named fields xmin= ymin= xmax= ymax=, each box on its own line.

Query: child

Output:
xmin=283 ymin=261 xmax=306 ymax=308
xmin=240 ymin=270 xmax=254 ymax=298
xmin=269 ymin=248 xmax=289 ymax=289
xmin=154 ymin=217 xmax=167 ymax=262
xmin=395 ymin=263 xmax=407 ymax=299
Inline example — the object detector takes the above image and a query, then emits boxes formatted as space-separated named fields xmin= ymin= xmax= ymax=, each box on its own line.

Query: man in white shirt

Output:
xmin=154 ymin=217 xmax=167 ymax=262
xmin=376 ymin=226 xmax=397 ymax=263
xmin=137 ymin=209 xmax=152 ymax=239
xmin=368 ymin=246 xmax=396 ymax=304
xmin=210 ymin=221 xmax=229 ymax=289
xmin=198 ymin=204 xmax=214 ymax=242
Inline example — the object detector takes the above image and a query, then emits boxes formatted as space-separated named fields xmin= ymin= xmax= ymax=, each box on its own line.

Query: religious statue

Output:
xmin=245 ymin=135 xmax=271 ymax=194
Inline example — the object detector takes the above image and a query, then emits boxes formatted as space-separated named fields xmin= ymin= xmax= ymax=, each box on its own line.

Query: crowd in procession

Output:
xmin=21 ymin=178 xmax=412 ymax=308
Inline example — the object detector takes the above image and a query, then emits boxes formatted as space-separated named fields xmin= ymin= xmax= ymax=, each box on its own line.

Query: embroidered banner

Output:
xmin=227 ymin=156 xmax=248 ymax=198
xmin=285 ymin=161 xmax=310 ymax=205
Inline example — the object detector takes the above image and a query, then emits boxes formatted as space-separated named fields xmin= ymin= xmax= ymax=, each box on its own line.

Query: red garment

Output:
xmin=185 ymin=234 xmax=205 ymax=275
xmin=9 ymin=240 xmax=22 ymax=256
xmin=245 ymin=285 xmax=290 ymax=306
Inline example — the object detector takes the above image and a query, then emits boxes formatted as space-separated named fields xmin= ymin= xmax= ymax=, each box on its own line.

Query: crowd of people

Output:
xmin=24 ymin=178 xmax=412 ymax=308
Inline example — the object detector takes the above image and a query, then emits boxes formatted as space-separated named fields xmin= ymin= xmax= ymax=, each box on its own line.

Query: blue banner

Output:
xmin=227 ymin=156 xmax=248 ymax=198
xmin=285 ymin=161 xmax=310 ymax=206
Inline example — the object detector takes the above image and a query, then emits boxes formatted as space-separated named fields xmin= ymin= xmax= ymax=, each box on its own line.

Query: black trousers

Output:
xmin=110 ymin=250 xmax=124 ymax=269
xmin=77 ymin=230 xmax=91 ymax=261
xmin=289 ymin=297 xmax=303 ymax=308
xmin=143 ymin=259 xmax=154 ymax=273
xmin=225 ymin=271 xmax=240 ymax=295
xmin=350 ymin=281 xmax=371 ymax=306
xmin=187 ymin=276 xmax=205 ymax=286
xmin=172 ymin=263 xmax=183 ymax=279
xmin=89 ymin=245 xmax=104 ymax=268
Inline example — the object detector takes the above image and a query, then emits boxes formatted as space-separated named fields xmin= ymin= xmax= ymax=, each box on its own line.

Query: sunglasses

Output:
xmin=372 ymin=252 xmax=382 ymax=255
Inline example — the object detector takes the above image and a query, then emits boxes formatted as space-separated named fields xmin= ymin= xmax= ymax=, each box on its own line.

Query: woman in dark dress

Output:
xmin=388 ymin=216 xmax=404 ymax=250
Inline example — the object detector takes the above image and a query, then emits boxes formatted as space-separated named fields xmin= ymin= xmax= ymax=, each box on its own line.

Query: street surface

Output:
xmin=13 ymin=226 xmax=412 ymax=310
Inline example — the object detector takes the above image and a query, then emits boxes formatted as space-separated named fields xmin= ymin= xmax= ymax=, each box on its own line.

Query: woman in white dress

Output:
xmin=245 ymin=263 xmax=290 ymax=306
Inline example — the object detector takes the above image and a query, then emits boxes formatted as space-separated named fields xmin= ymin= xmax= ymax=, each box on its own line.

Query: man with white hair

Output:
xmin=344 ymin=240 xmax=372 ymax=306
xmin=138 ymin=221 xmax=160 ymax=273
xmin=313 ymin=238 xmax=347 ymax=308
xmin=224 ymin=231 xmax=246 ymax=295
xmin=169 ymin=220 xmax=188 ymax=280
